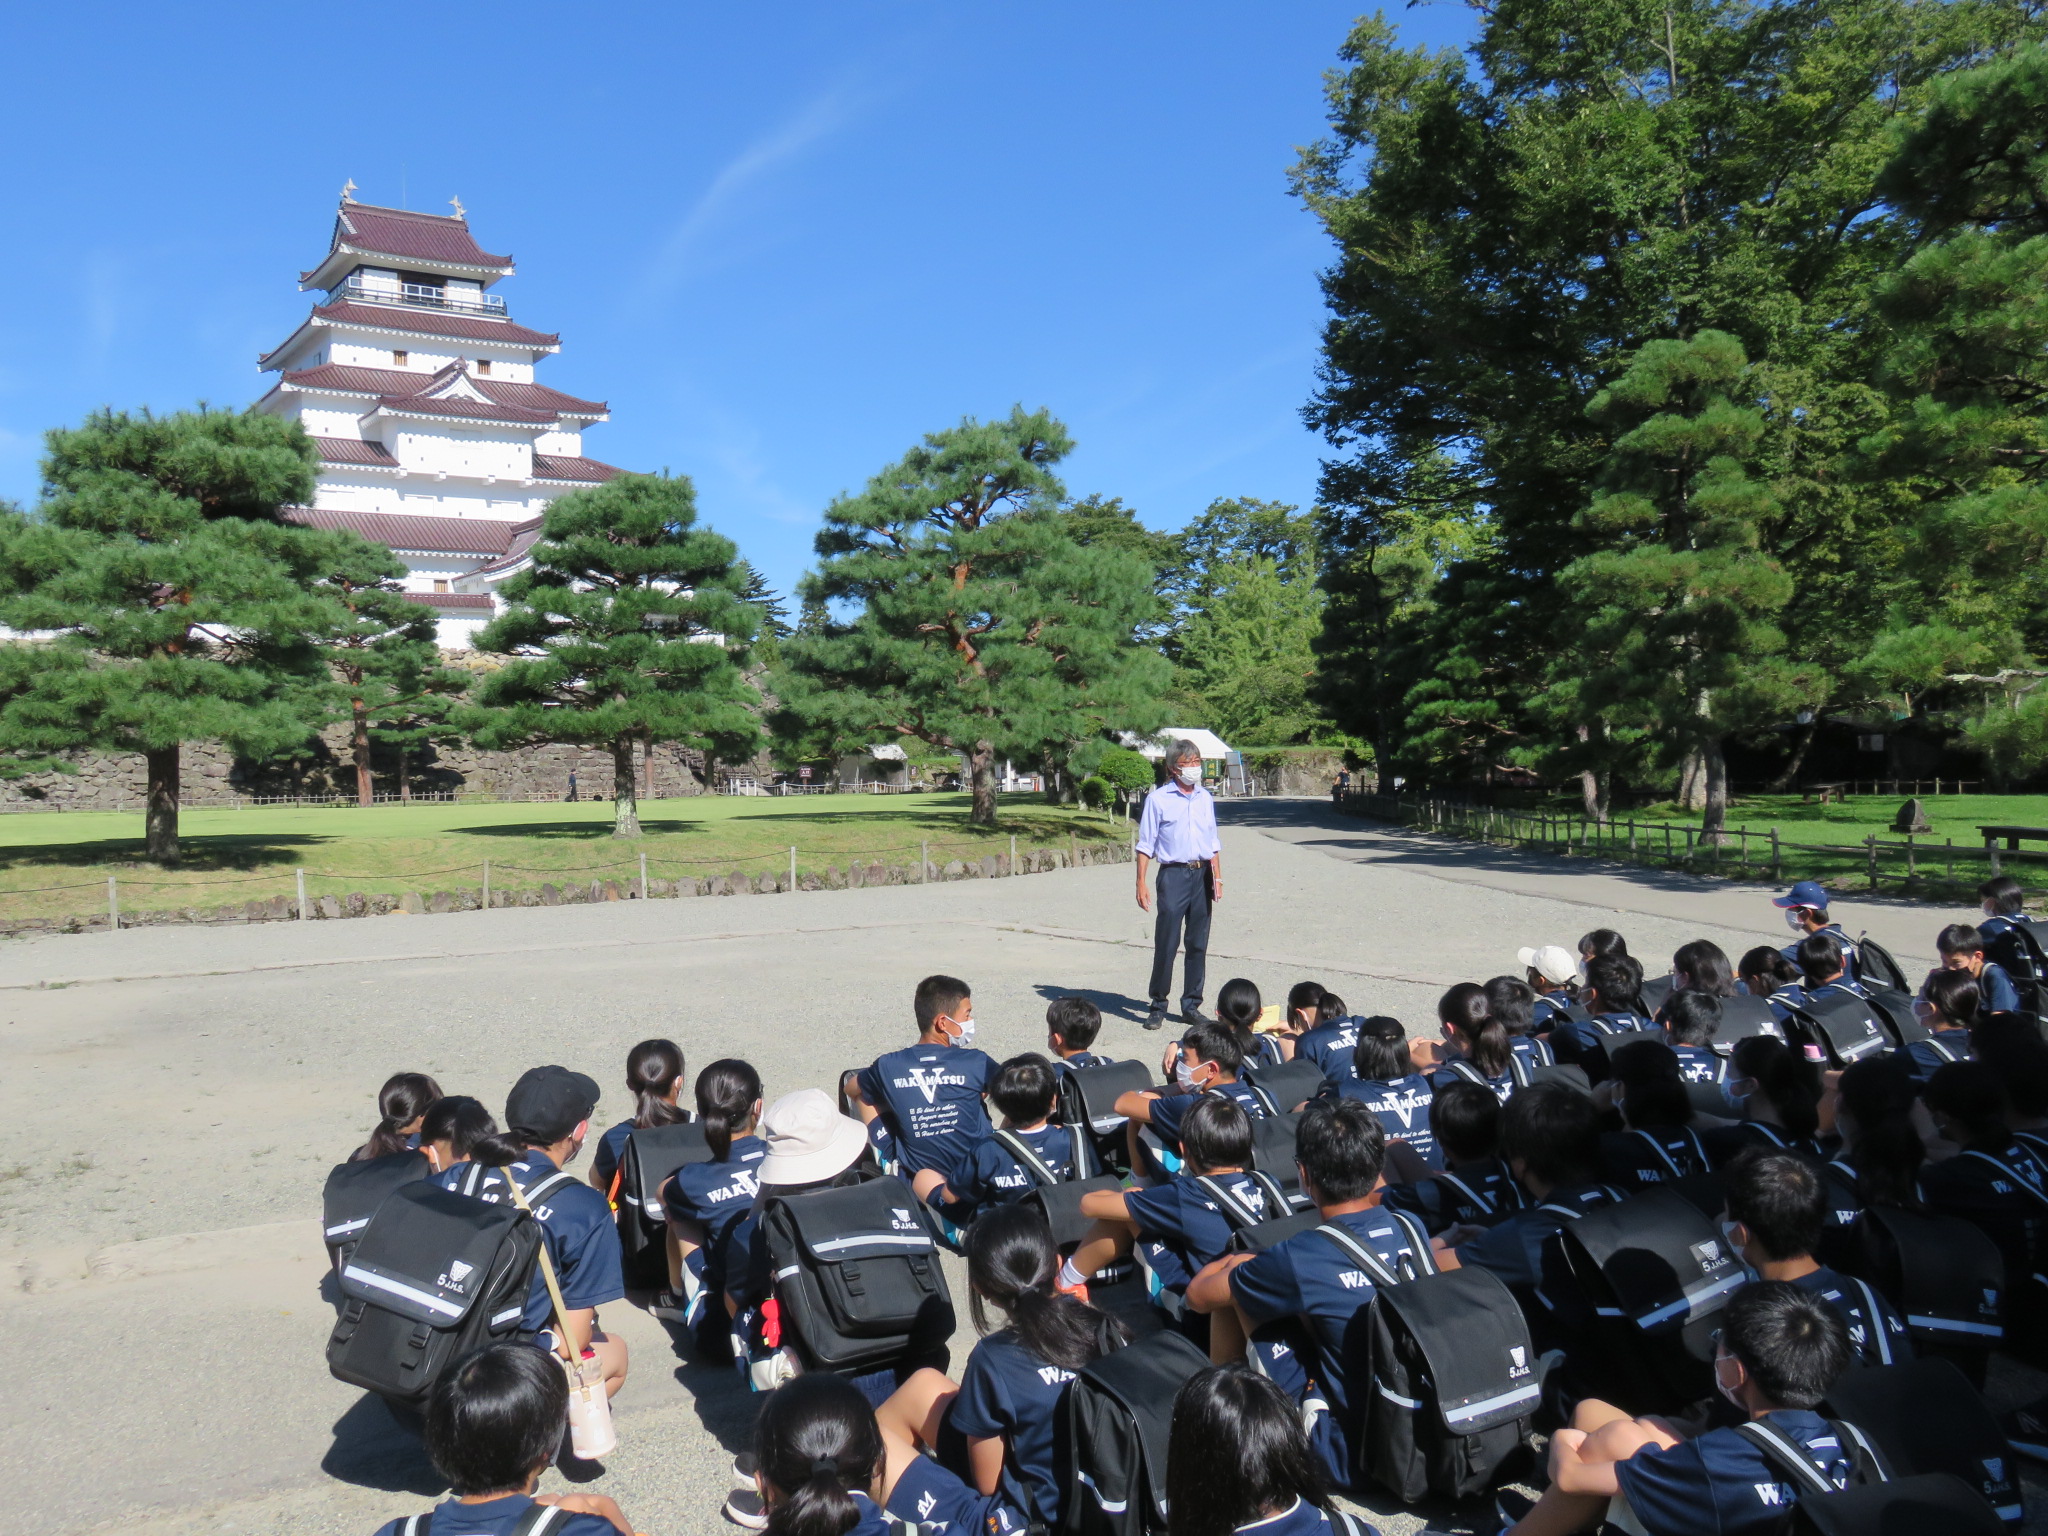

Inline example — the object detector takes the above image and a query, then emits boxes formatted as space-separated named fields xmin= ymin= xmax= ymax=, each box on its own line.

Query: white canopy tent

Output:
xmin=1122 ymin=728 xmax=1233 ymax=761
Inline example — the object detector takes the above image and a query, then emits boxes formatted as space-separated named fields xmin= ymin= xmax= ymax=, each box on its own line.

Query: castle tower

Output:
xmin=254 ymin=191 xmax=629 ymax=645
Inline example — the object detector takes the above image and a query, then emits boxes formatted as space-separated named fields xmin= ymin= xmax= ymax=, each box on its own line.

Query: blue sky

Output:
xmin=0 ymin=2 xmax=1480 ymax=600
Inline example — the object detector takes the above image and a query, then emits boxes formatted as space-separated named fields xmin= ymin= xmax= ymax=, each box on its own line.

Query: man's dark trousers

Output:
xmin=1149 ymin=862 xmax=1211 ymax=1014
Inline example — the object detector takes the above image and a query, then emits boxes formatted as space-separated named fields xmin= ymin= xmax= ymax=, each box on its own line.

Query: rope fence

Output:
xmin=1335 ymin=790 xmax=2037 ymax=901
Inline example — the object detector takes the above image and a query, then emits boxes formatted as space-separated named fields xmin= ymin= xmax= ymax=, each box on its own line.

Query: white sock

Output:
xmin=1057 ymin=1257 xmax=1088 ymax=1289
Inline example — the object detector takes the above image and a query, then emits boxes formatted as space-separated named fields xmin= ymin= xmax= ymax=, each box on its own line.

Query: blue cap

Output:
xmin=1772 ymin=880 xmax=1830 ymax=910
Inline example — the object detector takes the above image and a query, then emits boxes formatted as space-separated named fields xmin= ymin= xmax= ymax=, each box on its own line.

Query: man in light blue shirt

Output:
xmin=1135 ymin=739 xmax=1223 ymax=1030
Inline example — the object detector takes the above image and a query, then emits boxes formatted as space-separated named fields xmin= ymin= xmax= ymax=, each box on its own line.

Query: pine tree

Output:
xmin=734 ymin=558 xmax=793 ymax=639
xmin=310 ymin=538 xmax=469 ymax=805
xmin=0 ymin=407 xmax=341 ymax=862
xmin=774 ymin=408 xmax=1169 ymax=826
xmin=461 ymin=472 xmax=762 ymax=838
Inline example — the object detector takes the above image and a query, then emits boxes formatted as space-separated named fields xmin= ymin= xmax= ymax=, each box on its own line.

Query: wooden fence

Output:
xmin=1334 ymin=791 xmax=2035 ymax=897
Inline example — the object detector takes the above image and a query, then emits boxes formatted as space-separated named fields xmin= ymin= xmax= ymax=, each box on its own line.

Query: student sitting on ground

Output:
xmin=350 ymin=1071 xmax=442 ymax=1161
xmin=744 ymin=1370 xmax=1022 ymax=1536
xmin=418 ymin=1095 xmax=496 ymax=1176
xmin=370 ymin=1342 xmax=634 ymax=1536
xmin=1978 ymin=873 xmax=2027 ymax=944
xmin=1974 ymin=1019 xmax=2048 ymax=1154
xmin=1909 ymin=967 xmax=1979 ymax=1081
xmin=1736 ymin=946 xmax=1805 ymax=1021
xmin=1218 ymin=977 xmax=1288 ymax=1070
xmin=873 ymin=1203 xmax=1129 ymax=1530
xmin=1045 ymin=996 xmax=1116 ymax=1072
xmin=945 ymin=1054 xmax=1077 ymax=1220
xmin=1498 ymin=1281 xmax=1867 ymax=1536
xmin=1704 ymin=1037 xmax=1825 ymax=1161
xmin=1116 ymin=1019 xmax=1271 ymax=1177
xmin=1819 ymin=1056 xmax=1929 ymax=1231
xmin=1662 ymin=939 xmax=1740 ymax=1015
xmin=1488 ymin=975 xmax=1558 ymax=1075
xmin=1165 ymin=1365 xmax=1382 ymax=1536
xmin=1793 ymin=933 xmax=1866 ymax=1010
xmin=1921 ymin=1061 xmax=2048 ymax=1320
xmin=1550 ymin=957 xmax=1656 ymax=1082
xmin=1066 ymin=1093 xmax=1281 ymax=1320
xmin=1451 ymin=1083 xmax=1623 ymax=1330
xmin=1293 ymin=987 xmax=1364 ymax=1089
xmin=653 ymin=1058 xmax=766 ymax=1332
xmin=1382 ymin=1081 xmax=1527 ymax=1234
xmin=1429 ymin=982 xmax=1518 ymax=1101
xmin=1185 ymin=1098 xmax=1434 ymax=1491
xmin=1581 ymin=928 xmax=1630 ymax=965
xmin=1598 ymin=1039 xmax=1712 ymax=1189
xmin=1519 ymin=944 xmax=1583 ymax=1029
xmin=440 ymin=1067 xmax=630 ymax=1404
xmin=1662 ymin=991 xmax=1728 ymax=1085
xmin=1330 ymin=1014 xmax=1440 ymax=1175
xmin=849 ymin=974 xmax=997 ymax=1199
xmin=1721 ymin=1148 xmax=1909 ymax=1365
xmin=1935 ymin=922 xmax=2022 ymax=1015
xmin=588 ymin=1037 xmax=689 ymax=1193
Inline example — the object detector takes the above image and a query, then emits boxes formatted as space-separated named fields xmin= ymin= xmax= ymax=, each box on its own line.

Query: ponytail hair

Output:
xmin=1165 ymin=1366 xmax=1327 ymax=1536
xmin=1215 ymin=978 xmax=1263 ymax=1057
xmin=419 ymin=1095 xmax=496 ymax=1158
xmin=1439 ymin=982 xmax=1509 ymax=1078
xmin=965 ymin=1202 xmax=1129 ymax=1372
xmin=697 ymin=1058 xmax=764 ymax=1161
xmin=1922 ymin=968 xmax=1981 ymax=1031
xmin=754 ymin=1372 xmax=882 ymax=1536
xmin=626 ymin=1039 xmax=687 ymax=1130
xmin=1351 ymin=1015 xmax=1414 ymax=1082
xmin=353 ymin=1071 xmax=443 ymax=1161
xmin=1733 ymin=1036 xmax=1821 ymax=1139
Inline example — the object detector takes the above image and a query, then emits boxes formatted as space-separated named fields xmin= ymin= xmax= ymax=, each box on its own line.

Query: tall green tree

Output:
xmin=1557 ymin=331 xmax=1801 ymax=838
xmin=462 ymin=473 xmax=762 ymax=838
xmin=774 ymin=408 xmax=1169 ymax=826
xmin=1177 ymin=556 xmax=1328 ymax=745
xmin=310 ymin=539 xmax=468 ymax=805
xmin=0 ymin=407 xmax=340 ymax=862
xmin=734 ymin=558 xmax=793 ymax=640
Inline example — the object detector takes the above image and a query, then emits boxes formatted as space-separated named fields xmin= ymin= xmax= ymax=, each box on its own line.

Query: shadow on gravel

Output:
xmin=1031 ymin=983 xmax=1150 ymax=1022
xmin=322 ymin=1394 xmax=443 ymax=1494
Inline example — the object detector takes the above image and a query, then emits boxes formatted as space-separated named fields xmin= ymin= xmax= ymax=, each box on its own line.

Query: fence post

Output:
xmin=1867 ymin=835 xmax=1879 ymax=891
xmin=1070 ymin=831 xmax=1079 ymax=868
xmin=483 ymin=859 xmax=491 ymax=909
xmin=108 ymin=875 xmax=118 ymax=932
xmin=922 ymin=840 xmax=929 ymax=882
xmin=1991 ymin=843 xmax=2003 ymax=876
xmin=1739 ymin=827 xmax=1749 ymax=876
xmin=1009 ymin=833 xmax=1017 ymax=874
xmin=1905 ymin=833 xmax=1915 ymax=884
xmin=1629 ymin=818 xmax=1638 ymax=856
xmin=296 ymin=868 xmax=308 ymax=920
xmin=642 ymin=851 xmax=651 ymax=899
xmin=787 ymin=846 xmax=795 ymax=893
xmin=1946 ymin=838 xmax=1954 ymax=885
xmin=1771 ymin=827 xmax=1781 ymax=882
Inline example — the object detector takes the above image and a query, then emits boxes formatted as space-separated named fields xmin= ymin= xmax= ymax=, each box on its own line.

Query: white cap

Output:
xmin=1517 ymin=944 xmax=1583 ymax=988
xmin=757 ymin=1089 xmax=871 ymax=1186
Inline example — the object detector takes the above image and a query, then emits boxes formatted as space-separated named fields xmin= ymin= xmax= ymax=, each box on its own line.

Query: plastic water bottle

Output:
xmin=565 ymin=1347 xmax=616 ymax=1459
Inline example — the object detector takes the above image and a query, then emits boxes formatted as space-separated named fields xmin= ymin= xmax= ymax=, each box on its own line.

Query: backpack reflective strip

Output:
xmin=1632 ymin=1130 xmax=1686 ymax=1179
xmin=1194 ymin=1175 xmax=1265 ymax=1230
xmin=401 ymin=1516 xmax=428 ymax=1536
xmin=1375 ymin=1379 xmax=1424 ymax=1408
xmin=807 ymin=1232 xmax=933 ymax=1253
xmin=1435 ymin=1171 xmax=1491 ymax=1213
xmin=1441 ymin=1380 xmax=1543 ymax=1428
xmin=341 ymin=1265 xmax=467 ymax=1318
xmin=490 ymin=1305 xmax=526 ymax=1327
xmin=1847 ymin=1278 xmax=1895 ymax=1365
xmin=1634 ymin=1269 xmax=1749 ymax=1328
xmin=1925 ymin=1037 xmax=1963 ymax=1064
xmin=1959 ymin=1150 xmax=2048 ymax=1208
xmin=1315 ymin=1223 xmax=1404 ymax=1288
xmin=992 ymin=1130 xmax=1064 ymax=1187
xmin=326 ymin=1216 xmax=370 ymax=1238
xmin=1074 ymin=1469 xmax=1128 ymax=1514
xmin=1907 ymin=1313 xmax=2002 ymax=1337
xmin=1734 ymin=1420 xmax=1841 ymax=1497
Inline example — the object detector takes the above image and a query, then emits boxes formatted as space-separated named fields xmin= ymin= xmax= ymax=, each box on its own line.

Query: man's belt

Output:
xmin=1159 ymin=859 xmax=1209 ymax=868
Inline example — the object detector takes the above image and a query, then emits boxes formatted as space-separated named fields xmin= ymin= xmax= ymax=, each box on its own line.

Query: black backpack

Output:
xmin=1787 ymin=993 xmax=1891 ymax=1067
xmin=1242 ymin=1057 xmax=1326 ymax=1116
xmin=1318 ymin=1224 xmax=1537 ymax=1503
xmin=1058 ymin=1327 xmax=1209 ymax=1536
xmin=1823 ymin=1356 xmax=2025 ymax=1530
xmin=1730 ymin=1415 xmax=1892 ymax=1532
xmin=760 ymin=1176 xmax=955 ymax=1372
xmin=1712 ymin=994 xmax=1784 ymax=1054
xmin=613 ymin=1121 xmax=712 ymax=1284
xmin=1786 ymin=1473 xmax=2007 ymax=1536
xmin=1857 ymin=936 xmax=1914 ymax=995
xmin=1554 ymin=1188 xmax=1746 ymax=1413
xmin=322 ymin=1149 xmax=430 ymax=1266
xmin=326 ymin=1166 xmax=572 ymax=1404
xmin=391 ymin=1506 xmax=574 ymax=1536
xmin=1984 ymin=919 xmax=2048 ymax=1022
xmin=1058 ymin=1060 xmax=1154 ymax=1177
xmin=1865 ymin=986 xmax=1932 ymax=1053
xmin=1245 ymin=1111 xmax=1310 ymax=1210
xmin=999 ymin=1127 xmax=1122 ymax=1247
xmin=1821 ymin=1204 xmax=2005 ymax=1383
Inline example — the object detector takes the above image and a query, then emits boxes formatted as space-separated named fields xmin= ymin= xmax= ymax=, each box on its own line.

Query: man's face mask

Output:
xmin=1175 ymin=764 xmax=1200 ymax=787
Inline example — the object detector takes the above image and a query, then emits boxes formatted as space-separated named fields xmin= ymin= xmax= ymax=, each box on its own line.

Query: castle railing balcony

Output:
xmin=329 ymin=276 xmax=509 ymax=317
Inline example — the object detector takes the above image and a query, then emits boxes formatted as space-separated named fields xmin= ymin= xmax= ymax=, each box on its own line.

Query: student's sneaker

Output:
xmin=2003 ymin=1394 xmax=2048 ymax=1463
xmin=1055 ymin=1277 xmax=1091 ymax=1304
xmin=723 ymin=1487 xmax=769 ymax=1529
xmin=649 ymin=1288 xmax=692 ymax=1324
xmin=730 ymin=1452 xmax=759 ymax=1492
xmin=1484 ymin=1488 xmax=1537 ymax=1535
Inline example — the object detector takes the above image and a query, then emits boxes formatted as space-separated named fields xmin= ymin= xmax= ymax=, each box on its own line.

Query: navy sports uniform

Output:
xmin=1230 ymin=1207 xmax=1434 ymax=1489
xmin=1382 ymin=1157 xmax=1525 ymax=1234
xmin=434 ymin=1157 xmax=625 ymax=1334
xmin=1231 ymin=1499 xmax=1379 ymax=1536
xmin=1791 ymin=1264 xmax=1910 ymax=1365
xmin=1615 ymin=1411 xmax=1866 ymax=1536
xmin=1905 ymin=1026 xmax=1972 ymax=1084
xmin=949 ymin=1328 xmax=1086 ymax=1526
xmin=1429 ymin=1056 xmax=1515 ymax=1103
xmin=885 ymin=1450 xmax=1026 ymax=1536
xmin=1601 ymin=1125 xmax=1712 ymax=1190
xmin=1294 ymin=1016 xmax=1363 ymax=1089
xmin=950 ymin=1125 xmax=1079 ymax=1217
xmin=858 ymin=1044 xmax=999 ymax=1182
xmin=1330 ymin=1073 xmax=1440 ymax=1169
xmin=1781 ymin=922 xmax=1861 ymax=982
xmin=1148 ymin=1080 xmax=1271 ymax=1149
xmin=1053 ymin=1051 xmax=1118 ymax=1073
xmin=588 ymin=1118 xmax=636 ymax=1192
xmin=1550 ymin=1011 xmax=1658 ymax=1082
xmin=1921 ymin=1138 xmax=2048 ymax=1301
xmin=372 ymin=1494 xmax=617 ymax=1536
xmin=1670 ymin=1043 xmax=1727 ymax=1085
xmin=1127 ymin=1169 xmax=1283 ymax=1294
xmin=1532 ymin=989 xmax=1577 ymax=1029
xmin=1702 ymin=1120 xmax=1824 ymax=1163
xmin=661 ymin=1133 xmax=766 ymax=1311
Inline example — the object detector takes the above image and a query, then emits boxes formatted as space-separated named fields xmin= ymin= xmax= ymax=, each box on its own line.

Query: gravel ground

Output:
xmin=0 ymin=798 xmax=2030 ymax=1536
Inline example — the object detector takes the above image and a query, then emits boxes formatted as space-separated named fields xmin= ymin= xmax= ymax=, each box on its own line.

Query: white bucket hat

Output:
xmin=1517 ymin=944 xmax=1583 ymax=988
xmin=757 ymin=1088 xmax=871 ymax=1186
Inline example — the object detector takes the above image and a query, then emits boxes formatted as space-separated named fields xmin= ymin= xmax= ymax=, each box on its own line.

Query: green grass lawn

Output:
xmin=0 ymin=793 xmax=1129 ymax=923
xmin=1618 ymin=792 xmax=2048 ymax=849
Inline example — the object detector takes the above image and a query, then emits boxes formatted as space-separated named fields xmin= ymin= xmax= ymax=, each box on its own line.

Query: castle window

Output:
xmin=433 ymin=580 xmax=450 ymax=594
xmin=392 ymin=349 xmax=409 ymax=366
xmin=475 ymin=360 xmax=492 ymax=375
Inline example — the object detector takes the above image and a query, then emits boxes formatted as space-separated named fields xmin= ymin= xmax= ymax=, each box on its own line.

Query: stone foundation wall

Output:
xmin=2 ymin=841 xmax=1135 ymax=937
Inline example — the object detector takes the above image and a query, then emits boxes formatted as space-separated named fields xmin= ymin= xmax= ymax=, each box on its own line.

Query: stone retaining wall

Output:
xmin=2 ymin=842 xmax=1134 ymax=937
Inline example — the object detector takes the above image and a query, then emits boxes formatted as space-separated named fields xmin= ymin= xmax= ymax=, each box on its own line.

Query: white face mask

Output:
xmin=943 ymin=1015 xmax=975 ymax=1048
xmin=1174 ymin=763 xmax=1200 ymax=787
xmin=1173 ymin=1056 xmax=1203 ymax=1089
xmin=1713 ymin=1353 xmax=1745 ymax=1410
xmin=1720 ymin=1219 xmax=1746 ymax=1255
xmin=1784 ymin=909 xmax=1806 ymax=932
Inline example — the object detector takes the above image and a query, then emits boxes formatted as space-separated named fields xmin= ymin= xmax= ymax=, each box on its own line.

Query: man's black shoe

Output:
xmin=1143 ymin=1007 xmax=1167 ymax=1031
xmin=1181 ymin=1007 xmax=1214 ymax=1027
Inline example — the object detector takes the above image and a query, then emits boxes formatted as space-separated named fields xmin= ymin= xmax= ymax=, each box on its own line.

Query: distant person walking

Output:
xmin=1135 ymin=740 xmax=1222 ymax=1031
xmin=567 ymin=767 xmax=579 ymax=802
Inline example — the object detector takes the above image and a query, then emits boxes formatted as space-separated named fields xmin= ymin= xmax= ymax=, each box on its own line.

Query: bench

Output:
xmin=1805 ymin=781 xmax=1848 ymax=805
xmin=1979 ymin=824 xmax=2048 ymax=852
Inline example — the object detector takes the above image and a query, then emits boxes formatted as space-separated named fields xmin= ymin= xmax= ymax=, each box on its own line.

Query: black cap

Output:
xmin=504 ymin=1066 xmax=601 ymax=1143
